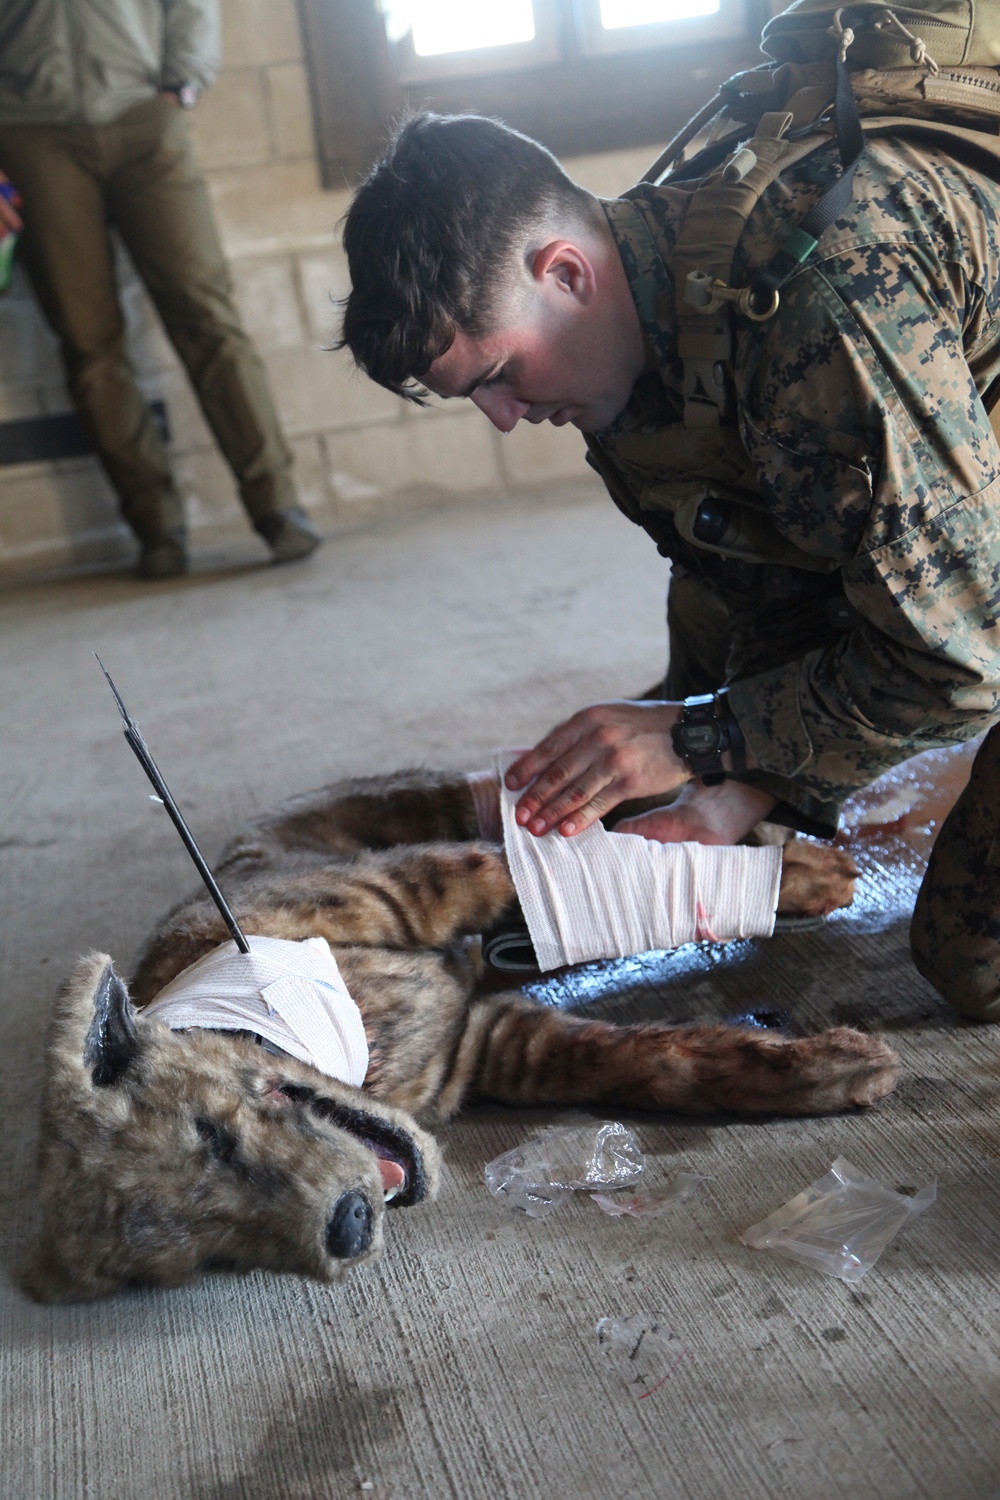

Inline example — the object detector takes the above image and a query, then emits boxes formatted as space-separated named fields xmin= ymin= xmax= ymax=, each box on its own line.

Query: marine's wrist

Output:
xmin=670 ymin=689 xmax=751 ymax=784
xmin=161 ymin=81 xmax=200 ymax=108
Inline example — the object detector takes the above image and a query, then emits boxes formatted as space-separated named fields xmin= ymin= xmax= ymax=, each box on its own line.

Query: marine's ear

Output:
xmin=82 ymin=961 xmax=140 ymax=1086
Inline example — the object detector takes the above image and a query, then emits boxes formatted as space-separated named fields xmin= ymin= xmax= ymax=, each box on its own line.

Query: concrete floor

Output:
xmin=2 ymin=490 xmax=999 ymax=1500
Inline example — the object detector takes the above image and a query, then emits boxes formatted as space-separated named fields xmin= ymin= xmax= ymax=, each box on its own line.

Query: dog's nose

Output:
xmin=325 ymin=1191 xmax=374 ymax=1259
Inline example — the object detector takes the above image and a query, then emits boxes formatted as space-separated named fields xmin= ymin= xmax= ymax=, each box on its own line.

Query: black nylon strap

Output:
xmin=717 ymin=688 xmax=747 ymax=776
xmin=750 ymin=45 xmax=866 ymax=309
xmin=801 ymin=39 xmax=865 ymax=235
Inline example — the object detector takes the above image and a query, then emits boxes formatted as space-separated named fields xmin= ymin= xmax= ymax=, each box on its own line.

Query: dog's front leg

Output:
xmin=437 ymin=996 xmax=898 ymax=1120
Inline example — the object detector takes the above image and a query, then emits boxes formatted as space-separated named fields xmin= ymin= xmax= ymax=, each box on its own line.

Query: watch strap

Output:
xmin=717 ymin=688 xmax=746 ymax=776
xmin=671 ymin=691 xmax=746 ymax=785
xmin=671 ymin=692 xmax=726 ymax=783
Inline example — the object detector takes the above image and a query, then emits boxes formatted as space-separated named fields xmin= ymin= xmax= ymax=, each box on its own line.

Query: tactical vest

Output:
xmin=589 ymin=1 xmax=1000 ymax=574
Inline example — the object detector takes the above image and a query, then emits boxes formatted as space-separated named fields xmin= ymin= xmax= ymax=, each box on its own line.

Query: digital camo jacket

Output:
xmin=595 ymin=136 xmax=1000 ymax=824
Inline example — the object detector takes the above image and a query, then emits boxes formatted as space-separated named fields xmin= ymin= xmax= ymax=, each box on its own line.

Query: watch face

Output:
xmin=673 ymin=695 xmax=726 ymax=774
xmin=685 ymin=724 xmax=721 ymax=753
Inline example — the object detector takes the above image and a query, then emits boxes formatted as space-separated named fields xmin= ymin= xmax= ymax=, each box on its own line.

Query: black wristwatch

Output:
xmin=163 ymin=81 xmax=200 ymax=108
xmin=670 ymin=690 xmax=746 ymax=787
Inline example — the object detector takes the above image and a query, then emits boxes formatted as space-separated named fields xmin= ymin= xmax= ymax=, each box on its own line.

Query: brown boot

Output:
xmin=135 ymin=529 xmax=188 ymax=580
xmin=256 ymin=508 xmax=322 ymax=564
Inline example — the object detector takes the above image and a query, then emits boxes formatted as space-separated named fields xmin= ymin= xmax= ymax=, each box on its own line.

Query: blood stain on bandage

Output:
xmin=694 ymin=901 xmax=721 ymax=943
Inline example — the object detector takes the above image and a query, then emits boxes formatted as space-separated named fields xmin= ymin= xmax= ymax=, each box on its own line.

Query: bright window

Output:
xmin=600 ymin=0 xmax=720 ymax=24
xmin=300 ymin=0 xmax=766 ymax=187
xmin=383 ymin=1 xmax=537 ymax=56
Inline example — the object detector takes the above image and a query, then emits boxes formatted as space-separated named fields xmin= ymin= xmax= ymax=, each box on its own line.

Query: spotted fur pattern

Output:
xmin=24 ymin=771 xmax=897 ymax=1303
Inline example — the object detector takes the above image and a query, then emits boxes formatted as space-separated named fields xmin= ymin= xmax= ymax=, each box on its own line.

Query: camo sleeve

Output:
xmin=725 ymin=141 xmax=1000 ymax=816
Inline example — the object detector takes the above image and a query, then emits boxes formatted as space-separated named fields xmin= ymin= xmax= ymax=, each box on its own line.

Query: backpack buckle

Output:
xmin=683 ymin=270 xmax=780 ymax=321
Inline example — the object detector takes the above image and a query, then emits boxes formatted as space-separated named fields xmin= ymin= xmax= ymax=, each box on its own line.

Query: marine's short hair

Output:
xmin=337 ymin=112 xmax=598 ymax=401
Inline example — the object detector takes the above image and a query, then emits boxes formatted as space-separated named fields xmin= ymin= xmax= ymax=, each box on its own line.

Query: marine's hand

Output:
xmin=159 ymin=90 xmax=199 ymax=108
xmin=613 ymin=776 xmax=778 ymax=846
xmin=0 ymin=172 xmax=23 ymax=237
xmin=505 ymin=700 xmax=688 ymax=837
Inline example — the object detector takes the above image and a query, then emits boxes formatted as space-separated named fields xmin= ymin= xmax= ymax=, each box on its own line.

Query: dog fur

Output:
xmin=23 ymin=771 xmax=897 ymax=1303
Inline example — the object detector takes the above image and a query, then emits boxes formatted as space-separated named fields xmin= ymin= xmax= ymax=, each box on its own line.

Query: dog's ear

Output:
xmin=82 ymin=961 xmax=140 ymax=1087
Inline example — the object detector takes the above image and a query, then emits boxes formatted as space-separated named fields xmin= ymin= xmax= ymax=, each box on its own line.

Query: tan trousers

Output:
xmin=0 ymin=97 xmax=296 ymax=544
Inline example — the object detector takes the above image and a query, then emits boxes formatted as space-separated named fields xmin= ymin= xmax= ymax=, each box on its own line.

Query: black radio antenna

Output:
xmin=95 ymin=655 xmax=250 ymax=955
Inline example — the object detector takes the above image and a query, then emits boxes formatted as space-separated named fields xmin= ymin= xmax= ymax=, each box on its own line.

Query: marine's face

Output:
xmin=423 ymin=241 xmax=644 ymax=434
xmin=424 ymin=324 xmax=633 ymax=434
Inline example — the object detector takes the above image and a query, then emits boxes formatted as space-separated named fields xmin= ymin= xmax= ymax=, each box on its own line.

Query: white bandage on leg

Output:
xmin=493 ymin=750 xmax=782 ymax=971
xmin=145 ymin=934 xmax=369 ymax=1086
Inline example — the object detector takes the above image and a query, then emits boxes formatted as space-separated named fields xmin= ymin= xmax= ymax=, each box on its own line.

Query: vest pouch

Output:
xmin=672 ymin=489 xmax=840 ymax=572
xmin=761 ymin=2 xmax=1000 ymax=70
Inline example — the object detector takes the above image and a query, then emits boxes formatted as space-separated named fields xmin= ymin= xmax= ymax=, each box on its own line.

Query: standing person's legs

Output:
xmin=106 ymin=99 xmax=319 ymax=562
xmin=910 ymin=723 xmax=1000 ymax=1020
xmin=0 ymin=122 xmax=186 ymax=573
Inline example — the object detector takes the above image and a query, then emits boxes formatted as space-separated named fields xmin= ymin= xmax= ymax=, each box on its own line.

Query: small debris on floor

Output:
xmin=596 ymin=1314 xmax=689 ymax=1399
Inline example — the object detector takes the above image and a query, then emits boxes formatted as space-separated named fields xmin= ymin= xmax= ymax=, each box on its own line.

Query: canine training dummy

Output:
xmin=24 ymin=691 xmax=897 ymax=1302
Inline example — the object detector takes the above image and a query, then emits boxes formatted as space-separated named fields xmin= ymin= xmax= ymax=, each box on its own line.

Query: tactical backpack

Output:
xmin=587 ymin=2 xmax=1000 ymax=572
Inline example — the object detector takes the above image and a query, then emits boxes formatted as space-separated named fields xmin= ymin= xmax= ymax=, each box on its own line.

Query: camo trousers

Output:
xmin=910 ymin=724 xmax=1000 ymax=1022
xmin=665 ymin=564 xmax=849 ymax=838
xmin=667 ymin=567 xmax=1000 ymax=1017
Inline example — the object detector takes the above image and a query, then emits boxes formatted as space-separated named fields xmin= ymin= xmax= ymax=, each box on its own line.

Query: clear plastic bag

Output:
xmin=485 ymin=1121 xmax=644 ymax=1218
xmin=591 ymin=1172 xmax=709 ymax=1218
xmin=595 ymin=1314 xmax=689 ymax=1398
xmin=741 ymin=1156 xmax=936 ymax=1283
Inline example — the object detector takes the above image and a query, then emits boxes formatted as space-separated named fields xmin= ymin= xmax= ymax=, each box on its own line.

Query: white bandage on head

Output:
xmin=493 ymin=749 xmax=782 ymax=972
xmin=144 ymin=934 xmax=369 ymax=1087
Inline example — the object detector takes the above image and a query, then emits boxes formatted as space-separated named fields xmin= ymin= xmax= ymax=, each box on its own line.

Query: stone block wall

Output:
xmin=0 ymin=0 xmax=656 ymax=576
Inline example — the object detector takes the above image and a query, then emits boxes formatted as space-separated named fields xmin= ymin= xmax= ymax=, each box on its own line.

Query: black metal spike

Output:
xmin=95 ymin=655 xmax=250 ymax=955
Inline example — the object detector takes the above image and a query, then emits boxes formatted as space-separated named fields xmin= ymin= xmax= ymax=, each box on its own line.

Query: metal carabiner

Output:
xmin=735 ymin=283 xmax=780 ymax=321
xmin=683 ymin=271 xmax=780 ymax=321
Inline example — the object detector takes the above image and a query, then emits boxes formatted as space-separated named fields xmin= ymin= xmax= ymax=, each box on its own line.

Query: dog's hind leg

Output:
xmin=434 ymin=994 xmax=899 ymax=1120
xmin=219 ymin=771 xmax=482 ymax=866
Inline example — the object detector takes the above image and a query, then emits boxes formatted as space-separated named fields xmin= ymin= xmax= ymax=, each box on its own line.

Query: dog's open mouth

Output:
xmin=349 ymin=1135 xmax=408 ymax=1199
xmin=276 ymin=1082 xmax=426 ymax=1207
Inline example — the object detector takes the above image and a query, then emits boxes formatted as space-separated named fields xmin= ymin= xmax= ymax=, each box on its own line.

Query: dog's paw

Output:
xmin=704 ymin=1025 xmax=899 ymax=1116
xmin=777 ymin=840 xmax=859 ymax=917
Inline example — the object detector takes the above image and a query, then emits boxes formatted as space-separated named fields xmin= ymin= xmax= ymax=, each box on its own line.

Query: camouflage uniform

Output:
xmin=911 ymin=722 xmax=1000 ymax=1019
xmin=590 ymin=136 xmax=1000 ymax=1014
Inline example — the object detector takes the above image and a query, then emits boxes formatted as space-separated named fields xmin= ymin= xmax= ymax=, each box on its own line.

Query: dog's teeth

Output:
xmin=378 ymin=1158 xmax=407 ymax=1198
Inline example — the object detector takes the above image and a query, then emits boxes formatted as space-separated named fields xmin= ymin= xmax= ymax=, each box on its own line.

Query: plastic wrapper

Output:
xmin=741 ymin=1156 xmax=936 ymax=1283
xmin=723 ymin=1008 xmax=798 ymax=1034
xmin=591 ymin=1172 xmax=709 ymax=1218
xmin=595 ymin=1314 xmax=688 ymax=1398
xmin=485 ymin=1121 xmax=644 ymax=1218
